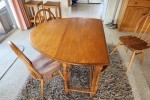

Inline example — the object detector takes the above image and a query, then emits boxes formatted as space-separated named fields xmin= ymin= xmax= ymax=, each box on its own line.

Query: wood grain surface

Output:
xmin=30 ymin=18 xmax=110 ymax=66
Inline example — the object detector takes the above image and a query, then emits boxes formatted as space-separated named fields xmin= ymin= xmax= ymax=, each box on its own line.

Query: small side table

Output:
xmin=24 ymin=1 xmax=43 ymax=25
xmin=43 ymin=1 xmax=62 ymax=18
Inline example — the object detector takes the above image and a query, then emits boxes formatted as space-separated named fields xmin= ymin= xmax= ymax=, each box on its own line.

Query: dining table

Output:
xmin=30 ymin=18 xmax=110 ymax=97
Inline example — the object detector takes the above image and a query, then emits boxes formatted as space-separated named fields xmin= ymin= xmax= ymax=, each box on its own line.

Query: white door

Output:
xmin=89 ymin=0 xmax=101 ymax=3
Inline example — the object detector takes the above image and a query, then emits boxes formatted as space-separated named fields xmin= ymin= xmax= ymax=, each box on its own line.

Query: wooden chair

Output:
xmin=34 ymin=9 xmax=56 ymax=26
xmin=43 ymin=1 xmax=62 ymax=18
xmin=110 ymin=14 xmax=150 ymax=71
xmin=8 ymin=41 xmax=64 ymax=100
xmin=24 ymin=0 xmax=43 ymax=26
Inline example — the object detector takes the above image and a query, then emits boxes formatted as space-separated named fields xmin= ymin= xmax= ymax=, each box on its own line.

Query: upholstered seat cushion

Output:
xmin=32 ymin=55 xmax=61 ymax=78
xmin=120 ymin=36 xmax=149 ymax=50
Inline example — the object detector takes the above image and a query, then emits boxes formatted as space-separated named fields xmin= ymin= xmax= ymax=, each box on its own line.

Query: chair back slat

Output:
xmin=140 ymin=15 xmax=149 ymax=32
xmin=143 ymin=22 xmax=150 ymax=42
xmin=34 ymin=9 xmax=56 ymax=26
xmin=141 ymin=16 xmax=150 ymax=40
xmin=133 ymin=14 xmax=150 ymax=43
xmin=8 ymin=41 xmax=42 ymax=79
xmin=43 ymin=10 xmax=47 ymax=22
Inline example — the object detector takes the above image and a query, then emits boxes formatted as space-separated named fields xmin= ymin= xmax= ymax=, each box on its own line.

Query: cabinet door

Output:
xmin=120 ymin=7 xmax=149 ymax=32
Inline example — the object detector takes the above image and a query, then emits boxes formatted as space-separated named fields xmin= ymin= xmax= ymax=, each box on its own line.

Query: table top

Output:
xmin=30 ymin=18 xmax=110 ymax=66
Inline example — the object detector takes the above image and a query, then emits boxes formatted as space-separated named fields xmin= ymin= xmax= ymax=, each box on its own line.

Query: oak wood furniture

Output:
xmin=30 ymin=18 xmax=110 ymax=97
xmin=8 ymin=41 xmax=64 ymax=100
xmin=43 ymin=1 xmax=62 ymax=18
xmin=34 ymin=9 xmax=56 ymax=26
xmin=117 ymin=0 xmax=150 ymax=32
xmin=24 ymin=1 xmax=43 ymax=25
xmin=111 ymin=14 xmax=150 ymax=71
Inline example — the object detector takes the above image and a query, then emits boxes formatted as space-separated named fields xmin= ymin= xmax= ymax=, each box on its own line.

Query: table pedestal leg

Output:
xmin=90 ymin=66 xmax=103 ymax=98
xmin=63 ymin=63 xmax=69 ymax=95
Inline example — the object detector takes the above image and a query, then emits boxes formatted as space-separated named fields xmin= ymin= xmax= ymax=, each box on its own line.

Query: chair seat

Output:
xmin=25 ymin=1 xmax=43 ymax=6
xmin=44 ymin=1 xmax=59 ymax=6
xmin=32 ymin=55 xmax=61 ymax=78
xmin=120 ymin=36 xmax=149 ymax=50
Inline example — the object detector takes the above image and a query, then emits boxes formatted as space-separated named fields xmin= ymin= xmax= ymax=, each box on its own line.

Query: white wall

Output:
xmin=78 ymin=0 xmax=89 ymax=3
xmin=8 ymin=0 xmax=20 ymax=29
xmin=114 ymin=0 xmax=122 ymax=24
xmin=100 ymin=0 xmax=122 ymax=24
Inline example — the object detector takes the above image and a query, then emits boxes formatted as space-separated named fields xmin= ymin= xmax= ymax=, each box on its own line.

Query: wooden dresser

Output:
xmin=117 ymin=0 xmax=150 ymax=32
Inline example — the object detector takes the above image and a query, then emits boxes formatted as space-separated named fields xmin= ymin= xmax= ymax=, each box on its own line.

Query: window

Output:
xmin=0 ymin=0 xmax=17 ymax=41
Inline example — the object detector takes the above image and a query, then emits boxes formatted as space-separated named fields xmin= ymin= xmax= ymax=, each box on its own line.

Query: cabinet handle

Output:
xmin=134 ymin=2 xmax=138 ymax=4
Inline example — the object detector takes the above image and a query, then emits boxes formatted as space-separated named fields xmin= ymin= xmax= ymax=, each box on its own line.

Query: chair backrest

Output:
xmin=8 ymin=41 xmax=42 ymax=79
xmin=133 ymin=14 xmax=150 ymax=43
xmin=34 ymin=9 xmax=56 ymax=26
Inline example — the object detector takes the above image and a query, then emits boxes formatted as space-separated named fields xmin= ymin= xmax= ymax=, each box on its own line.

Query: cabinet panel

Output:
xmin=128 ymin=0 xmax=150 ymax=8
xmin=120 ymin=7 xmax=149 ymax=32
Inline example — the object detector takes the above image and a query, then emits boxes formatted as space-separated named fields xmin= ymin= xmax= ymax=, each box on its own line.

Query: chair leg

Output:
xmin=55 ymin=7 xmax=58 ymax=18
xmin=127 ymin=51 xmax=136 ymax=72
xmin=125 ymin=46 xmax=129 ymax=52
xmin=140 ymin=50 xmax=145 ymax=64
xmin=41 ymin=79 xmax=45 ymax=100
xmin=110 ymin=42 xmax=122 ymax=55
xmin=58 ymin=70 xmax=65 ymax=80
xmin=58 ymin=2 xmax=62 ymax=18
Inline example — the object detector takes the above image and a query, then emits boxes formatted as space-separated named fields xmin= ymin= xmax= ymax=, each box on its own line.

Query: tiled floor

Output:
xmin=0 ymin=4 xmax=150 ymax=100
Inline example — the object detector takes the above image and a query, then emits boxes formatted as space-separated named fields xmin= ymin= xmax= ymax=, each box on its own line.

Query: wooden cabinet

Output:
xmin=117 ymin=0 xmax=150 ymax=32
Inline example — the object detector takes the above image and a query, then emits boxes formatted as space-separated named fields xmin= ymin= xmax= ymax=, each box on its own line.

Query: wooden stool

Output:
xmin=43 ymin=1 xmax=62 ymax=18
xmin=24 ymin=1 xmax=43 ymax=25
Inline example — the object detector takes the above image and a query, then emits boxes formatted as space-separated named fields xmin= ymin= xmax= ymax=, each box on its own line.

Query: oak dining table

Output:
xmin=30 ymin=18 xmax=110 ymax=97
